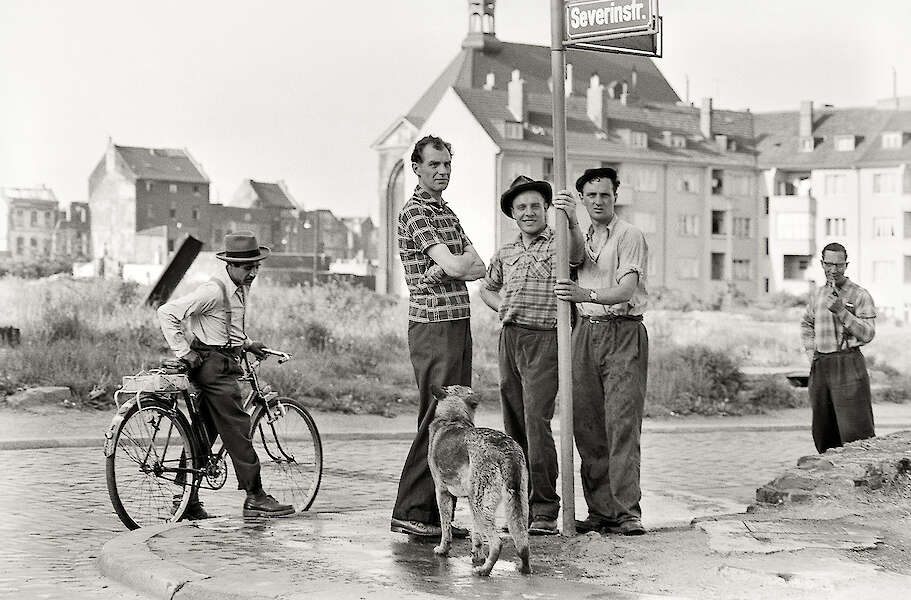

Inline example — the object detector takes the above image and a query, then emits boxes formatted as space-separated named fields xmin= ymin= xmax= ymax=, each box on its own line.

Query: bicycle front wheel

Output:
xmin=105 ymin=398 xmax=197 ymax=530
xmin=250 ymin=397 xmax=323 ymax=512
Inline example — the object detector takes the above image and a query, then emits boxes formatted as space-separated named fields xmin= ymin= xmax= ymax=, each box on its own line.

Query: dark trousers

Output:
xmin=809 ymin=348 xmax=875 ymax=454
xmin=572 ymin=317 xmax=648 ymax=524
xmin=192 ymin=349 xmax=262 ymax=492
xmin=499 ymin=324 xmax=560 ymax=520
xmin=392 ymin=319 xmax=472 ymax=524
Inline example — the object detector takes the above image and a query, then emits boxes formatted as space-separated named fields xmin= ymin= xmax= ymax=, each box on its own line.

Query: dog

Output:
xmin=427 ymin=385 xmax=531 ymax=577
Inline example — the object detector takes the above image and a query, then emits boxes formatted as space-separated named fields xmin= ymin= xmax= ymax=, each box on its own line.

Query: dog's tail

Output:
xmin=503 ymin=456 xmax=530 ymax=573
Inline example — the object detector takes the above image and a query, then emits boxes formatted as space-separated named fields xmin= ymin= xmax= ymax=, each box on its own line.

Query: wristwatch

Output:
xmin=588 ymin=289 xmax=597 ymax=303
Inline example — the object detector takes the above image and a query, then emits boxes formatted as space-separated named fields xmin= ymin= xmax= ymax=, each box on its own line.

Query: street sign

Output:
xmin=564 ymin=0 xmax=661 ymax=57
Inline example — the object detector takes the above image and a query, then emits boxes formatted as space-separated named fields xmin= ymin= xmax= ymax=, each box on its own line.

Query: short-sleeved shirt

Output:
xmin=576 ymin=214 xmax=649 ymax=317
xmin=484 ymin=226 xmax=558 ymax=330
xmin=398 ymin=185 xmax=472 ymax=322
xmin=800 ymin=278 xmax=876 ymax=354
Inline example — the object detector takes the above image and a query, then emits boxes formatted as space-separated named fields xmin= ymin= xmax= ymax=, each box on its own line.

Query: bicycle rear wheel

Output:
xmin=250 ymin=397 xmax=322 ymax=512
xmin=105 ymin=398 xmax=197 ymax=530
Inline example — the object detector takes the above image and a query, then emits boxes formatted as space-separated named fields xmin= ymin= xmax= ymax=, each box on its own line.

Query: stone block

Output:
xmin=5 ymin=386 xmax=72 ymax=408
xmin=796 ymin=455 xmax=834 ymax=471
xmin=770 ymin=473 xmax=817 ymax=490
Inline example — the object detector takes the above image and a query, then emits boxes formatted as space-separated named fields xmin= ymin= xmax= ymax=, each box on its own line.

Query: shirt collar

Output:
xmin=215 ymin=265 xmax=244 ymax=295
xmin=412 ymin=184 xmax=446 ymax=207
xmin=513 ymin=225 xmax=553 ymax=246
xmin=585 ymin=213 xmax=617 ymax=242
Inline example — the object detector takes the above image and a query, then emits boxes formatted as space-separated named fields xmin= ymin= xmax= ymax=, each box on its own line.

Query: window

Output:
xmin=676 ymin=171 xmax=701 ymax=193
xmin=169 ymin=205 xmax=176 ymax=218
xmin=145 ymin=181 xmax=153 ymax=192
xmin=873 ymin=260 xmax=895 ymax=283
xmin=43 ymin=239 xmax=51 ymax=256
xmin=733 ymin=217 xmax=752 ymax=238
xmin=671 ymin=135 xmax=686 ymax=148
xmin=733 ymin=259 xmax=751 ymax=280
xmin=677 ymin=257 xmax=699 ymax=279
xmin=764 ymin=237 xmax=769 ymax=255
xmin=44 ymin=211 xmax=52 ymax=225
xmin=633 ymin=167 xmax=658 ymax=192
xmin=764 ymin=278 xmax=770 ymax=293
xmin=30 ymin=237 xmax=37 ymax=248
xmin=873 ymin=173 xmax=897 ymax=194
xmin=543 ymin=158 xmax=554 ymax=183
xmin=825 ymin=217 xmax=847 ymax=237
xmin=764 ymin=196 xmax=769 ymax=215
xmin=169 ymin=183 xmax=178 ymax=194
xmin=167 ymin=239 xmax=175 ymax=252
xmin=711 ymin=169 xmax=724 ymax=195
xmin=834 ymin=135 xmax=855 ymax=151
xmin=710 ymin=253 xmax=725 ymax=280
xmin=799 ymin=137 xmax=815 ymax=152
xmin=504 ymin=121 xmax=523 ymax=140
xmin=882 ymin=132 xmax=902 ymax=149
xmin=873 ymin=217 xmax=896 ymax=238
xmin=192 ymin=208 xmax=199 ymax=220
xmin=677 ymin=214 xmax=699 ymax=237
xmin=777 ymin=213 xmax=812 ymax=239
xmin=193 ymin=185 xmax=201 ymax=196
xmin=711 ymin=210 xmax=726 ymax=235
xmin=824 ymin=174 xmax=846 ymax=195
xmin=630 ymin=131 xmax=648 ymax=148
xmin=15 ymin=237 xmax=23 ymax=255
xmin=783 ymin=254 xmax=811 ymax=280
xmin=30 ymin=211 xmax=38 ymax=226
xmin=632 ymin=211 xmax=656 ymax=233
xmin=905 ymin=256 xmax=911 ymax=283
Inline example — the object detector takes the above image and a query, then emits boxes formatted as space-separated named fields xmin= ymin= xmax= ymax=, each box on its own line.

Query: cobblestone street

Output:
xmin=1 ymin=424 xmax=860 ymax=599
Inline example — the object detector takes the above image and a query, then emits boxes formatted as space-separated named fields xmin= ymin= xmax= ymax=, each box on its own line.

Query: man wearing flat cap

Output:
xmin=553 ymin=168 xmax=650 ymax=536
xmin=480 ymin=175 xmax=584 ymax=535
xmin=157 ymin=231 xmax=294 ymax=519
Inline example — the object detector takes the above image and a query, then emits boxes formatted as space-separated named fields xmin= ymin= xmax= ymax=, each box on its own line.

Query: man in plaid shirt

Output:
xmin=479 ymin=175 xmax=584 ymax=535
xmin=391 ymin=135 xmax=486 ymax=538
xmin=800 ymin=242 xmax=877 ymax=453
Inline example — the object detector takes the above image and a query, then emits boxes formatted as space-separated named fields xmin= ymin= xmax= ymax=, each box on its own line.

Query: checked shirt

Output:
xmin=398 ymin=185 xmax=472 ymax=322
xmin=800 ymin=278 xmax=876 ymax=355
xmin=484 ymin=226 xmax=558 ymax=330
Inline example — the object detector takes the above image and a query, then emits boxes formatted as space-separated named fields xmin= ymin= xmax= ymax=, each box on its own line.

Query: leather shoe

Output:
xmin=529 ymin=516 xmax=558 ymax=536
xmin=574 ymin=516 xmax=616 ymax=534
xmin=182 ymin=501 xmax=215 ymax=520
xmin=390 ymin=518 xmax=441 ymax=537
xmin=617 ymin=519 xmax=646 ymax=536
xmin=243 ymin=491 xmax=295 ymax=517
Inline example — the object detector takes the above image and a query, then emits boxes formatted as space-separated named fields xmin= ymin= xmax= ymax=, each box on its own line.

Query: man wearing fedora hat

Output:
xmin=157 ymin=231 xmax=294 ymax=519
xmin=480 ymin=175 xmax=584 ymax=535
xmin=553 ymin=168 xmax=649 ymax=537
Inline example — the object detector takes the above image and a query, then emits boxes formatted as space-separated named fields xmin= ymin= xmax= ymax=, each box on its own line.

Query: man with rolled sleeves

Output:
xmin=800 ymin=242 xmax=876 ymax=454
xmin=479 ymin=175 xmax=584 ymax=535
xmin=390 ymin=135 xmax=486 ymax=538
xmin=554 ymin=167 xmax=649 ymax=536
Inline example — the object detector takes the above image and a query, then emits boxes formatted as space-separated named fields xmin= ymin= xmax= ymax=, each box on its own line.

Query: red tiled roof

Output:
xmin=115 ymin=146 xmax=209 ymax=183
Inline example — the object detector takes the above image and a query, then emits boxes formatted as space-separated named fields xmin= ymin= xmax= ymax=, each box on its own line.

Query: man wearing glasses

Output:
xmin=158 ymin=231 xmax=294 ymax=519
xmin=800 ymin=242 xmax=877 ymax=453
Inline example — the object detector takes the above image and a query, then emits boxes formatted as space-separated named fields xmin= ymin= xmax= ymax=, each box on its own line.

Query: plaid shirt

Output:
xmin=398 ymin=185 xmax=472 ymax=322
xmin=800 ymin=278 xmax=876 ymax=355
xmin=484 ymin=227 xmax=558 ymax=330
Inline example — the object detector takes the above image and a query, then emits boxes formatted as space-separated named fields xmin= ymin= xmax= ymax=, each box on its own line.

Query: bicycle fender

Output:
xmin=103 ymin=398 xmax=137 ymax=457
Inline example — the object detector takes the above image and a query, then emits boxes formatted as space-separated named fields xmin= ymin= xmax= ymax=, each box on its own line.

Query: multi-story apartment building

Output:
xmin=0 ymin=186 xmax=59 ymax=258
xmin=373 ymin=0 xmax=767 ymax=299
xmin=757 ymin=100 xmax=911 ymax=317
xmin=54 ymin=201 xmax=91 ymax=260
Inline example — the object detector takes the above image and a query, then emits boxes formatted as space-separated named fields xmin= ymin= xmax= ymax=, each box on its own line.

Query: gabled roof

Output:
xmin=403 ymin=40 xmax=679 ymax=124
xmin=454 ymin=87 xmax=757 ymax=167
xmin=249 ymin=180 xmax=298 ymax=209
xmin=115 ymin=146 xmax=209 ymax=183
xmin=754 ymin=107 xmax=911 ymax=169
xmin=1 ymin=186 xmax=57 ymax=203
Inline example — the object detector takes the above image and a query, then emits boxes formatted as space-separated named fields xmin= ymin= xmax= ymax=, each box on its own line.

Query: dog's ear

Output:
xmin=430 ymin=384 xmax=445 ymax=400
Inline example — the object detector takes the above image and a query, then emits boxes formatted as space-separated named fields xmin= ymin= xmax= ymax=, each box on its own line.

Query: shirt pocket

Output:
xmin=527 ymin=253 xmax=553 ymax=281
xmin=503 ymin=253 xmax=523 ymax=286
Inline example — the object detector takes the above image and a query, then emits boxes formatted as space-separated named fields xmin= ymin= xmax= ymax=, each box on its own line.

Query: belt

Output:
xmin=582 ymin=314 xmax=643 ymax=324
xmin=815 ymin=347 xmax=860 ymax=357
xmin=191 ymin=340 xmax=243 ymax=354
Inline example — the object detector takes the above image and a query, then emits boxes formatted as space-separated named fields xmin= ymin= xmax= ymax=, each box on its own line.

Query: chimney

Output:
xmin=700 ymin=97 xmax=713 ymax=139
xmin=586 ymin=74 xmax=609 ymax=130
xmin=483 ymin=72 xmax=495 ymax=90
xmin=799 ymin=100 xmax=813 ymax=138
xmin=105 ymin=138 xmax=117 ymax=173
xmin=565 ymin=63 xmax=574 ymax=98
xmin=661 ymin=130 xmax=673 ymax=146
xmin=508 ymin=69 xmax=526 ymax=122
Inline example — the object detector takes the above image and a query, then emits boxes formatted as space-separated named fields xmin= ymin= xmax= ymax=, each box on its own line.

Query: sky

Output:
xmin=1 ymin=0 xmax=909 ymax=219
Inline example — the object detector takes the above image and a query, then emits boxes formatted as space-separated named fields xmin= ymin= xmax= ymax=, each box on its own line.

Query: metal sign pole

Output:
xmin=550 ymin=0 xmax=575 ymax=536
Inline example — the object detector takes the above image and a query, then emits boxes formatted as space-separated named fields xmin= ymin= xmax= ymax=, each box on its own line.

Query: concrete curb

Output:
xmin=99 ymin=523 xmax=276 ymax=600
xmin=6 ymin=423 xmax=911 ymax=451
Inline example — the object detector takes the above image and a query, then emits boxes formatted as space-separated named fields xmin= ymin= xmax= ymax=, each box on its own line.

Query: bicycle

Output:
xmin=104 ymin=348 xmax=323 ymax=530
